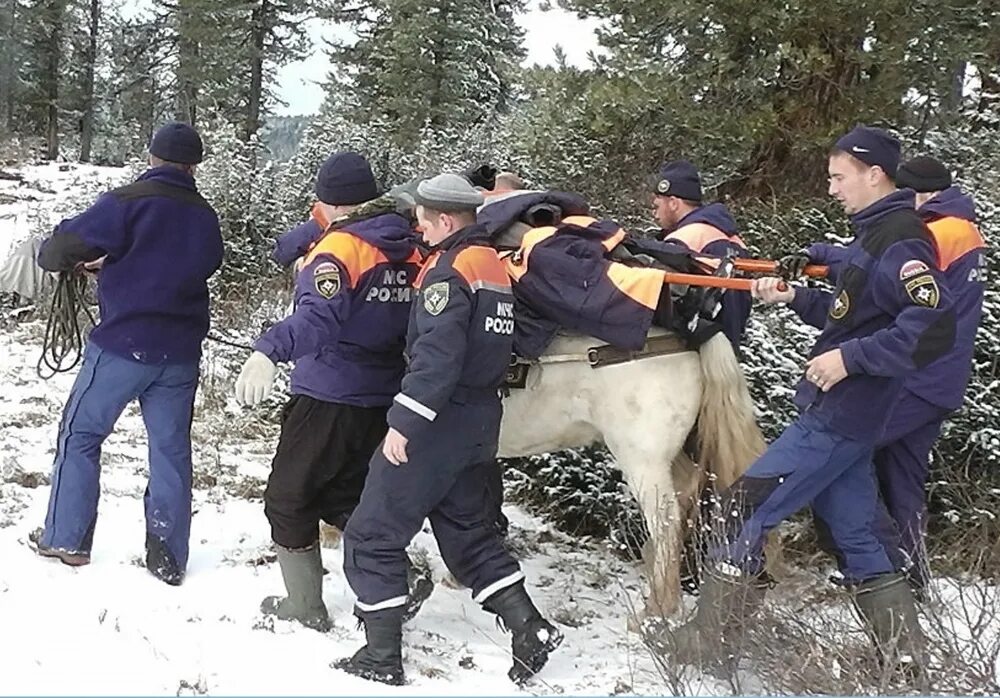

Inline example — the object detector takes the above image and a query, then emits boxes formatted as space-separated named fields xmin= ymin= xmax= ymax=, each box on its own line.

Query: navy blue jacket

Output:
xmin=788 ymin=190 xmax=956 ymax=440
xmin=388 ymin=224 xmax=514 ymax=439
xmin=37 ymin=166 xmax=223 ymax=364
xmin=660 ymin=203 xmax=751 ymax=348
xmin=255 ymin=213 xmax=421 ymax=407
xmin=807 ymin=187 xmax=985 ymax=410
xmin=272 ymin=219 xmax=323 ymax=267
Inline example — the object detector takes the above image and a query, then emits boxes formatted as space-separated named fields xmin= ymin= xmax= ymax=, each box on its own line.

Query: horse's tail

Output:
xmin=695 ymin=333 xmax=766 ymax=490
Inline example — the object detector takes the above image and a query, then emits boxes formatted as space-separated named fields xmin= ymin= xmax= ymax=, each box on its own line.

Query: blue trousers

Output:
xmin=873 ymin=390 xmax=949 ymax=587
xmin=343 ymin=399 xmax=523 ymax=612
xmin=710 ymin=411 xmax=903 ymax=583
xmin=41 ymin=342 xmax=200 ymax=569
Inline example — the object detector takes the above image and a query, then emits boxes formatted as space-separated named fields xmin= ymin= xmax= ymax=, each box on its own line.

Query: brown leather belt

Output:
xmin=585 ymin=333 xmax=688 ymax=368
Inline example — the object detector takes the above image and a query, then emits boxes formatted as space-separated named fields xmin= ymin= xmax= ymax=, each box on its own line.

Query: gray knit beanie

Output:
xmin=413 ymin=173 xmax=485 ymax=211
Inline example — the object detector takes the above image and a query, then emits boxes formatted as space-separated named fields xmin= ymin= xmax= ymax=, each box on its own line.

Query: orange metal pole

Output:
xmin=729 ymin=258 xmax=830 ymax=278
xmin=662 ymin=271 xmax=789 ymax=293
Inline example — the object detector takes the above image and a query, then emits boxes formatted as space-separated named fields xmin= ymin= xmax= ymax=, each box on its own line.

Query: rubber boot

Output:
xmin=260 ymin=543 xmax=332 ymax=632
xmin=483 ymin=582 xmax=564 ymax=685
xmin=852 ymin=572 xmax=929 ymax=689
xmin=146 ymin=533 xmax=184 ymax=586
xmin=670 ymin=568 xmax=769 ymax=669
xmin=333 ymin=607 xmax=405 ymax=686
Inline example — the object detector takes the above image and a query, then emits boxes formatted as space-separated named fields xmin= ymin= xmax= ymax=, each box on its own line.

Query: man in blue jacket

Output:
xmin=234 ymin=152 xmax=423 ymax=632
xmin=336 ymin=174 xmax=562 ymax=687
xmin=30 ymin=122 xmax=224 ymax=586
xmin=674 ymin=126 xmax=956 ymax=680
xmin=648 ymin=160 xmax=752 ymax=348
xmin=780 ymin=155 xmax=986 ymax=597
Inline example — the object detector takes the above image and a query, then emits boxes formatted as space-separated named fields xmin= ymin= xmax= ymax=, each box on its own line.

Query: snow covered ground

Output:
xmin=0 ymin=317 xmax=678 ymax=695
xmin=3 ymin=162 xmax=998 ymax=696
xmin=0 ymin=163 xmax=130 ymax=264
xmin=0 ymin=163 xmax=681 ymax=695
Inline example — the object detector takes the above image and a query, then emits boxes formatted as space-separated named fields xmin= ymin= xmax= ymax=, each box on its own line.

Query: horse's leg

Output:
xmin=671 ymin=452 xmax=707 ymax=588
xmin=612 ymin=439 xmax=688 ymax=619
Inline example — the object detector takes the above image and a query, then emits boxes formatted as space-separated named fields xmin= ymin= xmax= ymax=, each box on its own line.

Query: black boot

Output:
xmin=260 ymin=543 xmax=332 ymax=632
xmin=333 ymin=607 xmax=405 ymax=686
xmin=852 ymin=572 xmax=929 ymax=688
xmin=483 ymin=582 xmax=563 ymax=685
xmin=670 ymin=568 xmax=769 ymax=669
xmin=145 ymin=533 xmax=184 ymax=586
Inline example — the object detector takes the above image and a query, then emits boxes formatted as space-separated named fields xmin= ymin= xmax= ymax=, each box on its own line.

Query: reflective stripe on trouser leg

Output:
xmin=43 ymin=344 xmax=154 ymax=552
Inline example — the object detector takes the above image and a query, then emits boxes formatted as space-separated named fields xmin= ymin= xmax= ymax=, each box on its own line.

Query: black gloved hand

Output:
xmin=776 ymin=250 xmax=811 ymax=280
xmin=463 ymin=163 xmax=498 ymax=191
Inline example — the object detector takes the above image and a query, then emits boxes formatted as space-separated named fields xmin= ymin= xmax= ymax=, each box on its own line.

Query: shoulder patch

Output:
xmin=904 ymin=274 xmax=940 ymax=308
xmin=899 ymin=259 xmax=929 ymax=280
xmin=314 ymin=262 xmax=341 ymax=299
xmin=423 ymin=281 xmax=450 ymax=316
xmin=830 ymin=289 xmax=851 ymax=320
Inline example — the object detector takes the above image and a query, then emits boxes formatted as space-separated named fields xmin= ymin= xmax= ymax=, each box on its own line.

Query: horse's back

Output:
xmin=499 ymin=329 xmax=702 ymax=458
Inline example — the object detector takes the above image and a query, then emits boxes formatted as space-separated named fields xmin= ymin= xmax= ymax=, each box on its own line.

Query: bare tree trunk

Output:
xmin=43 ymin=0 xmax=65 ymax=160
xmin=175 ymin=0 xmax=199 ymax=126
xmin=79 ymin=0 xmax=100 ymax=162
xmin=244 ymin=0 xmax=266 ymax=142
xmin=0 ymin=0 xmax=16 ymax=131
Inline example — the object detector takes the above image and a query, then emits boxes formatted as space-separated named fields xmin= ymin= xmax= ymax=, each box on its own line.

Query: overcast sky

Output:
xmin=273 ymin=1 xmax=605 ymax=116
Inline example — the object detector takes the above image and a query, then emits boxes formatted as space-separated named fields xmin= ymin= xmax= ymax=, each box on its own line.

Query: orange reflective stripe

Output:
xmin=310 ymin=201 xmax=331 ymax=232
xmin=561 ymin=215 xmax=596 ymax=227
xmin=302 ymin=231 xmax=388 ymax=288
xmin=666 ymin=223 xmax=745 ymax=253
xmin=503 ymin=226 xmax=558 ymax=282
xmin=415 ymin=253 xmax=441 ymax=289
xmin=928 ymin=217 xmax=985 ymax=271
xmin=602 ymin=226 xmax=626 ymax=251
xmin=605 ymin=264 xmax=663 ymax=310
xmin=453 ymin=247 xmax=511 ymax=292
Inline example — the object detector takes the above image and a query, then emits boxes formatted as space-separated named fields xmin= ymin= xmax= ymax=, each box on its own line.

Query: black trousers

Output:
xmin=264 ymin=395 xmax=388 ymax=548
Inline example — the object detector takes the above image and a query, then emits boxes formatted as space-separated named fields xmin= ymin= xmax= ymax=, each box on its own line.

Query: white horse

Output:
xmin=498 ymin=329 xmax=765 ymax=618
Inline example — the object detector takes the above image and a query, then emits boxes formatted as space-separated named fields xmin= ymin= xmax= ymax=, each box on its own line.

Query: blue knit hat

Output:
xmin=651 ymin=160 xmax=702 ymax=202
xmin=315 ymin=152 xmax=379 ymax=205
xmin=149 ymin=121 xmax=203 ymax=165
xmin=835 ymin=125 xmax=901 ymax=178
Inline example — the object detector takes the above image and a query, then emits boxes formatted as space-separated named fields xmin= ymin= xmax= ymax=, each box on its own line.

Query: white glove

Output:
xmin=235 ymin=351 xmax=277 ymax=406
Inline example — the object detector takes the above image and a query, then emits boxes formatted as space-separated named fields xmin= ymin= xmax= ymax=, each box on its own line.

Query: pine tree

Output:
xmin=557 ymin=0 xmax=999 ymax=198
xmin=18 ymin=0 xmax=70 ymax=158
xmin=325 ymin=0 xmax=526 ymax=148
xmin=153 ymin=0 xmax=314 ymax=140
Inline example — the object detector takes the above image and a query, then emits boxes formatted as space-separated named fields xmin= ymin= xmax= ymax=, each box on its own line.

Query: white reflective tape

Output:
xmin=474 ymin=570 xmax=525 ymax=604
xmin=394 ymin=393 xmax=437 ymax=422
xmin=355 ymin=595 xmax=408 ymax=612
xmin=468 ymin=279 xmax=513 ymax=295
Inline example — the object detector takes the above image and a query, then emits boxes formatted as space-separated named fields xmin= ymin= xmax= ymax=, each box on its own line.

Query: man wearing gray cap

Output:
xmin=337 ymin=173 xmax=562 ymax=686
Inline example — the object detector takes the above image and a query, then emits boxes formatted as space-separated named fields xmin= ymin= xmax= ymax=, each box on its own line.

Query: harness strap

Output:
xmin=508 ymin=333 xmax=689 ymax=377
xmin=586 ymin=334 xmax=688 ymax=368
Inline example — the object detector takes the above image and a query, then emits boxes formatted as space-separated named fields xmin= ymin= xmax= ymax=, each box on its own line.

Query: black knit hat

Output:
xmin=149 ymin=121 xmax=203 ymax=165
xmin=315 ymin=152 xmax=379 ymax=205
xmin=896 ymin=156 xmax=952 ymax=193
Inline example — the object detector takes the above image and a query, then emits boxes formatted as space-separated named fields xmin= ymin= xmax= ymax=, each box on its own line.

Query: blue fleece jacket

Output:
xmin=38 ymin=166 xmax=223 ymax=364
